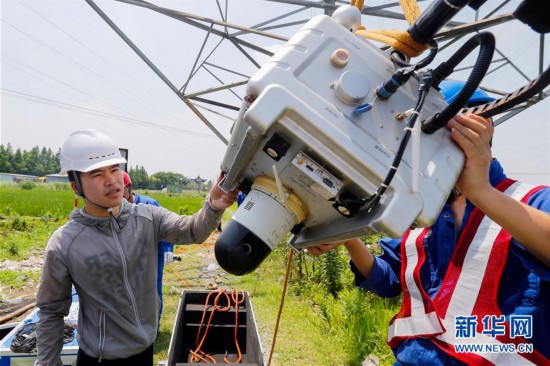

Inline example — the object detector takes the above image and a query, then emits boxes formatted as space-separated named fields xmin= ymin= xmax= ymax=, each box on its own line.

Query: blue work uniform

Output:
xmin=351 ymin=159 xmax=550 ymax=365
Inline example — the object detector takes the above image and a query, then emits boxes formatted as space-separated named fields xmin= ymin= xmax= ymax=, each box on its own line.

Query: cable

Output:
xmin=14 ymin=0 xmax=178 ymax=113
xmin=422 ymin=32 xmax=496 ymax=134
xmin=366 ymin=72 xmax=432 ymax=213
xmin=188 ymin=289 xmax=245 ymax=364
xmin=224 ymin=290 xmax=246 ymax=364
xmin=2 ymin=53 xmax=144 ymax=118
xmin=10 ymin=321 xmax=74 ymax=353
xmin=10 ymin=322 xmax=37 ymax=353
xmin=0 ymin=16 xmax=183 ymax=123
xmin=375 ymin=40 xmax=439 ymax=101
xmin=267 ymin=248 xmax=294 ymax=366
xmin=390 ymin=39 xmax=439 ymax=69
xmin=1 ymin=88 xmax=217 ymax=139
xmin=168 ymin=263 xmax=190 ymax=289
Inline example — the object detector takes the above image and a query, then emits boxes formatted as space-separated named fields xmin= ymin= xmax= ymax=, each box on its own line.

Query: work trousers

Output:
xmin=76 ymin=343 xmax=154 ymax=366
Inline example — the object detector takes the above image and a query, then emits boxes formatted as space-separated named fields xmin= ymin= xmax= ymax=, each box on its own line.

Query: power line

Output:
xmin=0 ymin=16 xmax=184 ymax=125
xmin=2 ymin=54 xmax=136 ymax=117
xmin=1 ymin=88 xmax=217 ymax=139
xmin=14 ymin=0 xmax=181 ymax=114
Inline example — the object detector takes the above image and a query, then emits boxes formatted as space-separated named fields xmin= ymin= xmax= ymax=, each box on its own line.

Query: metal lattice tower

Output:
xmin=86 ymin=0 xmax=548 ymax=143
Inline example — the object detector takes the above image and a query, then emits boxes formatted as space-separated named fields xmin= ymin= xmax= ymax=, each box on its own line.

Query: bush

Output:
xmin=10 ymin=217 xmax=28 ymax=231
xmin=52 ymin=182 xmax=71 ymax=191
xmin=19 ymin=181 xmax=36 ymax=190
xmin=8 ymin=242 xmax=19 ymax=256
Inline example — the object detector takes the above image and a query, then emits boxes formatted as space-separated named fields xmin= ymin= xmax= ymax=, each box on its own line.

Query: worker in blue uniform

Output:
xmin=309 ymin=81 xmax=550 ymax=365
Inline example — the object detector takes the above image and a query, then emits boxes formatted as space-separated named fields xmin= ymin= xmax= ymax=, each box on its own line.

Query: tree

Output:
xmin=149 ymin=171 xmax=188 ymax=189
xmin=25 ymin=146 xmax=42 ymax=176
xmin=0 ymin=144 xmax=60 ymax=175
xmin=52 ymin=148 xmax=61 ymax=173
xmin=0 ymin=145 xmax=11 ymax=172
xmin=38 ymin=147 xmax=50 ymax=175
xmin=13 ymin=148 xmax=26 ymax=173
xmin=129 ymin=165 xmax=149 ymax=188
xmin=5 ymin=143 xmax=15 ymax=173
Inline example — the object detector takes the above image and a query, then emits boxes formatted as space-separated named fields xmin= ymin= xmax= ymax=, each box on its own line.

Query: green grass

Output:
xmin=0 ymin=183 xmax=399 ymax=365
xmin=138 ymin=190 xmax=210 ymax=216
xmin=155 ymin=245 xmax=399 ymax=365
xmin=0 ymin=216 xmax=63 ymax=260
xmin=0 ymin=186 xmax=75 ymax=218
xmin=0 ymin=269 xmax=41 ymax=291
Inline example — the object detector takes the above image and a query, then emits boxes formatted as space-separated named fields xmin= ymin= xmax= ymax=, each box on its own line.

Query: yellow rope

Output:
xmin=398 ymin=0 xmax=420 ymax=24
xmin=352 ymin=0 xmax=428 ymax=57
xmin=168 ymin=263 xmax=190 ymax=289
xmin=351 ymin=0 xmax=364 ymax=10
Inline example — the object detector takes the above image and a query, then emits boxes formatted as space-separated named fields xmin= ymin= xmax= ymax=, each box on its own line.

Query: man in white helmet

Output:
xmin=36 ymin=130 xmax=238 ymax=366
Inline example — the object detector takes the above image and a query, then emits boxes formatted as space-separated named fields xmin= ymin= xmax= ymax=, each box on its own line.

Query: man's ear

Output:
xmin=71 ymin=177 xmax=85 ymax=197
xmin=71 ymin=181 xmax=79 ymax=195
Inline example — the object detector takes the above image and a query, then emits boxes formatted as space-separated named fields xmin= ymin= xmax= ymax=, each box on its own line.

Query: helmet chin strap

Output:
xmin=83 ymin=196 xmax=112 ymax=211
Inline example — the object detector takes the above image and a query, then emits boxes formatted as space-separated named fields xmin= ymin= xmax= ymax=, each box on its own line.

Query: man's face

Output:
xmin=79 ymin=164 xmax=124 ymax=209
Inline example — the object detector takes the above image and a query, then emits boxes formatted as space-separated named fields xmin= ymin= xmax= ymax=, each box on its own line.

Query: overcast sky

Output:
xmin=1 ymin=0 xmax=549 ymax=184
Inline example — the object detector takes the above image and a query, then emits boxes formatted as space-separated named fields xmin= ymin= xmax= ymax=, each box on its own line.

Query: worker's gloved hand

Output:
xmin=164 ymin=251 xmax=174 ymax=265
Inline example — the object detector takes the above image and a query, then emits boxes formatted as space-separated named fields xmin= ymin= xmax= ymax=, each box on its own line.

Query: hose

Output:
xmin=421 ymin=32 xmax=495 ymax=134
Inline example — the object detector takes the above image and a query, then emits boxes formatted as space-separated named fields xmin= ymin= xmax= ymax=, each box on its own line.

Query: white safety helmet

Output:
xmin=60 ymin=130 xmax=126 ymax=174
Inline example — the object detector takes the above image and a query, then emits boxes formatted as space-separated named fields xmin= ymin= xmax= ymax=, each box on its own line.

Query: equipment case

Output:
xmin=166 ymin=290 xmax=264 ymax=366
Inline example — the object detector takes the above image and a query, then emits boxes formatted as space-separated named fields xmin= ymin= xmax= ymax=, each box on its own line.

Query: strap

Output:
xmin=351 ymin=0 xmax=429 ymax=57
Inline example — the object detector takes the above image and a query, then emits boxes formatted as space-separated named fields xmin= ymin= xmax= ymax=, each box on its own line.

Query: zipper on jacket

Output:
xmin=109 ymin=218 xmax=150 ymax=345
xmin=98 ymin=311 xmax=106 ymax=362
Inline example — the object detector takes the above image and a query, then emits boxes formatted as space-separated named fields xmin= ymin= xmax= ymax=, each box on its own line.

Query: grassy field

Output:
xmin=0 ymin=182 xmax=399 ymax=365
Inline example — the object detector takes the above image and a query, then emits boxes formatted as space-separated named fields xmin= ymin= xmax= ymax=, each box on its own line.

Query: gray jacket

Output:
xmin=36 ymin=198 xmax=223 ymax=365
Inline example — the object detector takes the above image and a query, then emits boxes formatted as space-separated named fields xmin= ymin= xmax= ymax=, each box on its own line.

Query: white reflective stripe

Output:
xmin=438 ymin=319 xmax=535 ymax=365
xmin=403 ymin=229 xmax=426 ymax=317
xmin=445 ymin=182 xmax=534 ymax=319
xmin=387 ymin=311 xmax=443 ymax=342
xmin=389 ymin=229 xmax=444 ymax=340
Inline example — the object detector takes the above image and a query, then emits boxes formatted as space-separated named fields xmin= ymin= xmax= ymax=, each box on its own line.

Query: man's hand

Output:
xmin=307 ymin=241 xmax=347 ymax=256
xmin=208 ymin=173 xmax=238 ymax=210
xmin=448 ymin=113 xmax=494 ymax=200
xmin=309 ymin=238 xmax=376 ymax=279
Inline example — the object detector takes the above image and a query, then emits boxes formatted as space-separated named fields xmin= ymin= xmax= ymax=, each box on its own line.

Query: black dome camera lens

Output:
xmin=214 ymin=219 xmax=272 ymax=276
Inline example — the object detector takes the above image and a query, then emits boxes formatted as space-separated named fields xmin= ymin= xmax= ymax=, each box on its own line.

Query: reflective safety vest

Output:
xmin=387 ymin=179 xmax=549 ymax=365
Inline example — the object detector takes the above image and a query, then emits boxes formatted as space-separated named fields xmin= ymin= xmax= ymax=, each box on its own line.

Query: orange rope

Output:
xmin=189 ymin=289 xmax=245 ymax=364
xmin=224 ymin=290 xmax=246 ymax=364
xmin=267 ymin=249 xmax=294 ymax=366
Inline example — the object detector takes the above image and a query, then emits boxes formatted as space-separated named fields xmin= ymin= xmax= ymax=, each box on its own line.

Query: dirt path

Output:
xmin=0 ymin=232 xmax=224 ymax=324
xmin=0 ymin=256 xmax=43 ymax=324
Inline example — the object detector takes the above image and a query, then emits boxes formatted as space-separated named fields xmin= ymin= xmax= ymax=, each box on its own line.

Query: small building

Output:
xmin=45 ymin=174 xmax=70 ymax=183
xmin=0 ymin=172 xmax=40 ymax=183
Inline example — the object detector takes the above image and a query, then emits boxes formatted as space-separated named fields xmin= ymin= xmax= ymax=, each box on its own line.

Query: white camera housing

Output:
xmin=216 ymin=10 xmax=463 ymax=273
